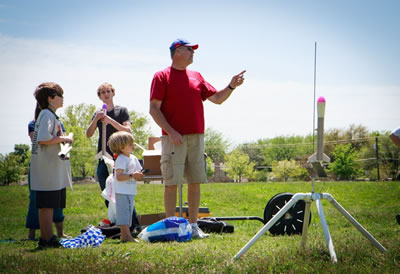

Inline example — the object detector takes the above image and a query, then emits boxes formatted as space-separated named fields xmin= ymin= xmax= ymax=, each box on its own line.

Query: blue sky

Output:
xmin=1 ymin=0 xmax=399 ymax=153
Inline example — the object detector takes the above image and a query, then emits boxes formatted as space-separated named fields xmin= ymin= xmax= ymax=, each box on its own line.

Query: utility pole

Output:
xmin=375 ymin=137 xmax=380 ymax=181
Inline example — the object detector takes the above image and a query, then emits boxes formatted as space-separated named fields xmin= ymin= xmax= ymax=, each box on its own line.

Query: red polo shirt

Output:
xmin=150 ymin=66 xmax=217 ymax=135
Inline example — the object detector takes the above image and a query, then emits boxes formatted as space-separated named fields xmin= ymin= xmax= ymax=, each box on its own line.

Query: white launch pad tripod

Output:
xmin=233 ymin=163 xmax=387 ymax=263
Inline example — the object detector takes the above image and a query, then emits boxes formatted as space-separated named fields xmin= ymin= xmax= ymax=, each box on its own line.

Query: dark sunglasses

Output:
xmin=51 ymin=93 xmax=63 ymax=98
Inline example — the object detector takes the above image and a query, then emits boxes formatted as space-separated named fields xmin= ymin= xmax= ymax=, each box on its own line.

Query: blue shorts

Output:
xmin=115 ymin=193 xmax=135 ymax=226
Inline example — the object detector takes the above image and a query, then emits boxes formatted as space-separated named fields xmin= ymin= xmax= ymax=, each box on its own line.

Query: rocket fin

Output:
xmin=95 ymin=151 xmax=113 ymax=161
xmin=307 ymin=153 xmax=317 ymax=163
xmin=322 ymin=153 xmax=331 ymax=163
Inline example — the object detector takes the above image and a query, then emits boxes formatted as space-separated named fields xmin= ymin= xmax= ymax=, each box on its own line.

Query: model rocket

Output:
xmin=308 ymin=96 xmax=330 ymax=164
xmin=95 ymin=103 xmax=113 ymax=161
xmin=59 ymin=133 xmax=74 ymax=159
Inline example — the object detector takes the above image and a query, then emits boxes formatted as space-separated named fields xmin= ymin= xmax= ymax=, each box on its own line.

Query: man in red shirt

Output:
xmin=150 ymin=38 xmax=245 ymax=238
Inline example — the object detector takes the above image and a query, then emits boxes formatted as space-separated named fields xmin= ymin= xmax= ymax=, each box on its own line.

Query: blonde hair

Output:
xmin=97 ymin=82 xmax=115 ymax=97
xmin=108 ymin=131 xmax=134 ymax=155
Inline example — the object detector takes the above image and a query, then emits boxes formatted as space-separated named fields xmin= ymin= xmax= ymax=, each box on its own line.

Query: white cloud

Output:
xmin=0 ymin=35 xmax=165 ymax=153
xmin=0 ymin=35 xmax=399 ymax=154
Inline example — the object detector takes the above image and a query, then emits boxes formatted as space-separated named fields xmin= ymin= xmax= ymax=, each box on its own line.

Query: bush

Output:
xmin=271 ymin=159 xmax=308 ymax=181
xmin=0 ymin=153 xmax=24 ymax=185
xmin=328 ymin=144 xmax=362 ymax=180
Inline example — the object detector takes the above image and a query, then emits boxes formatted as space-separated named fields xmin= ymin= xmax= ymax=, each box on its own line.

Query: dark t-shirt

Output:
xmin=94 ymin=105 xmax=130 ymax=156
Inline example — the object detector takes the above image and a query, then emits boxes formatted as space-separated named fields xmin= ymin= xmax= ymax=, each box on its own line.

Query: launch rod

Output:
xmin=312 ymin=42 xmax=317 ymax=153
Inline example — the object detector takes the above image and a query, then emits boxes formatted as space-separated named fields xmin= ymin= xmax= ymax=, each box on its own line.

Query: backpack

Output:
xmin=197 ymin=218 xmax=234 ymax=233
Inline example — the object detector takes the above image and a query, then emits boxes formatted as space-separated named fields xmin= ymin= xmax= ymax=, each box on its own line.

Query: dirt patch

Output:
xmin=73 ymin=177 xmax=96 ymax=185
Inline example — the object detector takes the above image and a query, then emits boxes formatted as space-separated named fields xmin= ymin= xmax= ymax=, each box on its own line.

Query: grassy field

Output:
xmin=0 ymin=181 xmax=399 ymax=273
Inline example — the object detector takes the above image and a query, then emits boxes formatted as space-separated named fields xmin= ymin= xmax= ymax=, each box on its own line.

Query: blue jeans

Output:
xmin=97 ymin=159 xmax=140 ymax=228
xmin=25 ymin=170 xmax=64 ymax=229
xmin=97 ymin=159 xmax=110 ymax=208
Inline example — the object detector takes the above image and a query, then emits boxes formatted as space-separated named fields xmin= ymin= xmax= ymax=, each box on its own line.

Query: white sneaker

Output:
xmin=191 ymin=223 xmax=209 ymax=239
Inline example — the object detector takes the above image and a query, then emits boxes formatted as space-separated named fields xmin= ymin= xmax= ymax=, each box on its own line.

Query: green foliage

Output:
xmin=237 ymin=141 xmax=265 ymax=167
xmin=328 ymin=144 xmax=362 ymax=180
xmin=5 ymin=121 xmax=400 ymax=183
xmin=253 ymin=169 xmax=268 ymax=182
xmin=13 ymin=144 xmax=30 ymax=174
xmin=271 ymin=159 xmax=308 ymax=181
xmin=259 ymin=135 xmax=313 ymax=167
xmin=205 ymin=156 xmax=214 ymax=177
xmin=0 ymin=153 xmax=24 ymax=185
xmin=129 ymin=110 xmax=152 ymax=158
xmin=13 ymin=144 xmax=30 ymax=164
xmin=324 ymin=124 xmax=370 ymax=155
xmin=61 ymin=104 xmax=97 ymax=177
xmin=224 ymin=149 xmax=255 ymax=182
xmin=204 ymin=128 xmax=230 ymax=163
xmin=342 ymin=124 xmax=370 ymax=151
xmin=59 ymin=105 xmax=152 ymax=177
xmin=377 ymin=134 xmax=400 ymax=180
xmin=363 ymin=132 xmax=400 ymax=180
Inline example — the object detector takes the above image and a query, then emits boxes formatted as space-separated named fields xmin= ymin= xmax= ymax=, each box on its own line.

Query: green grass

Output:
xmin=0 ymin=181 xmax=399 ymax=273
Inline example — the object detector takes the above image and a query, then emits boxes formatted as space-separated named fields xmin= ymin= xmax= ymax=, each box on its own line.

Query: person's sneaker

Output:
xmin=396 ymin=214 xmax=400 ymax=225
xmin=191 ymin=223 xmax=209 ymax=239
xmin=37 ymin=237 xmax=47 ymax=249
xmin=38 ymin=235 xmax=61 ymax=249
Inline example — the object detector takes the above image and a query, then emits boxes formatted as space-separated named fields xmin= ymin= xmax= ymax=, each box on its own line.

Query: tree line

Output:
xmin=206 ymin=125 xmax=400 ymax=182
xmin=1 ymin=104 xmax=399 ymax=185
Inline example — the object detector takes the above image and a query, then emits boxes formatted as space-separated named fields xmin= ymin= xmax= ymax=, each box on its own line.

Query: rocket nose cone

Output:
xmin=317 ymin=96 xmax=326 ymax=103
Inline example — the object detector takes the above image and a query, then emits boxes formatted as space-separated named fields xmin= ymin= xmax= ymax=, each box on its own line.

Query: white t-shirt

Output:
xmin=391 ymin=127 xmax=400 ymax=137
xmin=114 ymin=154 xmax=142 ymax=195
xmin=30 ymin=109 xmax=72 ymax=191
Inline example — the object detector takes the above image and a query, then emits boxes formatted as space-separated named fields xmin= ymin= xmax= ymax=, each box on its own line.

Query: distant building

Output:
xmin=210 ymin=162 xmax=233 ymax=182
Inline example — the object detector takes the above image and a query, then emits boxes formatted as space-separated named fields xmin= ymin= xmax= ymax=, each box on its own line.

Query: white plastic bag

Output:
xmin=101 ymin=174 xmax=117 ymax=223
xmin=101 ymin=174 xmax=115 ymax=203
xmin=107 ymin=200 xmax=117 ymax=224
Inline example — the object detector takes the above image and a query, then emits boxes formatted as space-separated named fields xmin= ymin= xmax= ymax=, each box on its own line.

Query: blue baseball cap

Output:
xmin=169 ymin=39 xmax=199 ymax=51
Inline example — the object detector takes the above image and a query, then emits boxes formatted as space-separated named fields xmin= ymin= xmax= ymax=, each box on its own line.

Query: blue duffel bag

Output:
xmin=138 ymin=217 xmax=192 ymax=242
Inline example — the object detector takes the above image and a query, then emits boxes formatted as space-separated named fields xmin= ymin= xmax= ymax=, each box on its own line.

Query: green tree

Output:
xmin=206 ymin=156 xmax=214 ymax=177
xmin=205 ymin=128 xmax=230 ymax=163
xmin=13 ymin=144 xmax=30 ymax=164
xmin=260 ymin=135 xmax=313 ymax=166
xmin=378 ymin=134 xmax=400 ymax=180
xmin=224 ymin=149 xmax=255 ymax=182
xmin=129 ymin=110 xmax=152 ymax=158
xmin=271 ymin=159 xmax=308 ymax=182
xmin=343 ymin=124 xmax=370 ymax=151
xmin=360 ymin=132 xmax=400 ymax=180
xmin=328 ymin=144 xmax=362 ymax=180
xmin=61 ymin=104 xmax=153 ymax=177
xmin=0 ymin=153 xmax=23 ymax=185
xmin=324 ymin=124 xmax=370 ymax=156
xmin=237 ymin=142 xmax=265 ymax=167
xmin=61 ymin=103 xmax=97 ymax=178
xmin=13 ymin=144 xmax=31 ymax=174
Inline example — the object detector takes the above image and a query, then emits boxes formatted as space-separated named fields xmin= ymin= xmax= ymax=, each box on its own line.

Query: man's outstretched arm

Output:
xmin=208 ymin=70 xmax=246 ymax=105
